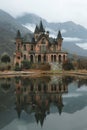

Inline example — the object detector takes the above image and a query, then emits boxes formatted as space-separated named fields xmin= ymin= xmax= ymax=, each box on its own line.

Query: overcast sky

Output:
xmin=0 ymin=0 xmax=87 ymax=28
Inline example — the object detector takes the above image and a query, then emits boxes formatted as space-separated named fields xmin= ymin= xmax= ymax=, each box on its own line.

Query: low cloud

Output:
xmin=76 ymin=43 xmax=87 ymax=50
xmin=64 ymin=37 xmax=82 ymax=42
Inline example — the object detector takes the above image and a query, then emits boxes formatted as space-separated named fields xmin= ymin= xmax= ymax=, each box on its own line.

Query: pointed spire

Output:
xmin=16 ymin=30 xmax=21 ymax=39
xmin=35 ymin=113 xmax=39 ymax=124
xmin=57 ymin=96 xmax=64 ymax=115
xmin=58 ymin=103 xmax=64 ymax=115
xmin=39 ymin=113 xmax=45 ymax=127
xmin=15 ymin=104 xmax=22 ymax=118
xmin=57 ymin=30 xmax=62 ymax=39
xmin=34 ymin=25 xmax=39 ymax=33
xmin=39 ymin=20 xmax=45 ymax=32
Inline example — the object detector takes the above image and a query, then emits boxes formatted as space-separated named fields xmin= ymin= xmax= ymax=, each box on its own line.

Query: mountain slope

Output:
xmin=0 ymin=10 xmax=30 ymax=55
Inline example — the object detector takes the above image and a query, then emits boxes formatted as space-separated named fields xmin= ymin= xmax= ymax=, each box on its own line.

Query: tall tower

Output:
xmin=34 ymin=25 xmax=39 ymax=41
xmin=57 ymin=30 xmax=63 ymax=51
xmin=14 ymin=30 xmax=22 ymax=67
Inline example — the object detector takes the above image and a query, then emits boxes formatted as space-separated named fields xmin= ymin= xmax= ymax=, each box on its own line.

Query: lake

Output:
xmin=0 ymin=75 xmax=87 ymax=130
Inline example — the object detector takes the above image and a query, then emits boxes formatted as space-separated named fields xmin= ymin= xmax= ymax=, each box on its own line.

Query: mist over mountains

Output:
xmin=17 ymin=13 xmax=87 ymax=39
xmin=16 ymin=13 xmax=87 ymax=57
xmin=0 ymin=9 xmax=87 ymax=56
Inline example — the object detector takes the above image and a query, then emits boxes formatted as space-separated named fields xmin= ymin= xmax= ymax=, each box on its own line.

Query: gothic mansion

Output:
xmin=14 ymin=21 xmax=67 ymax=67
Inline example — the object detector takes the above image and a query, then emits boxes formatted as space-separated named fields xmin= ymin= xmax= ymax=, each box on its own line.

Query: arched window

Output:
xmin=63 ymin=55 xmax=65 ymax=62
xmin=59 ymin=55 xmax=61 ymax=63
xmin=38 ymin=55 xmax=41 ymax=63
xmin=51 ymin=55 xmax=53 ymax=62
xmin=54 ymin=55 xmax=56 ymax=62
xmin=43 ymin=55 xmax=46 ymax=62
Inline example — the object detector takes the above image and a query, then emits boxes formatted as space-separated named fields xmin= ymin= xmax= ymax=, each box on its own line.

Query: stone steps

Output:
xmin=49 ymin=62 xmax=62 ymax=70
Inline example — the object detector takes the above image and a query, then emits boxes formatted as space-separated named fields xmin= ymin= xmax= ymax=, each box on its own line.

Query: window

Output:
xmin=31 ymin=45 xmax=33 ymax=51
xmin=59 ymin=55 xmax=61 ymax=63
xmin=30 ymin=55 xmax=33 ymax=62
xmin=54 ymin=55 xmax=56 ymax=62
xmin=24 ymin=55 xmax=26 ymax=60
xmin=24 ymin=45 xmax=26 ymax=51
xmin=51 ymin=55 xmax=53 ymax=62
xmin=17 ymin=43 xmax=20 ymax=50
xmin=17 ymin=56 xmax=20 ymax=59
xmin=41 ymin=44 xmax=46 ymax=52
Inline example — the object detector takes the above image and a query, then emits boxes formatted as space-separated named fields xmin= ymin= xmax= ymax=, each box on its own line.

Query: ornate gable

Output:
xmin=35 ymin=34 xmax=49 ymax=53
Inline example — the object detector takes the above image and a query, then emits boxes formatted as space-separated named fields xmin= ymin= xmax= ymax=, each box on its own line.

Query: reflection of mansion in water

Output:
xmin=14 ymin=21 xmax=67 ymax=67
xmin=15 ymin=76 xmax=68 ymax=126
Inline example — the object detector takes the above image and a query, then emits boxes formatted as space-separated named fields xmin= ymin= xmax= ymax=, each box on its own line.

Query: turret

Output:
xmin=34 ymin=25 xmax=39 ymax=41
xmin=34 ymin=25 xmax=39 ymax=34
xmin=16 ymin=30 xmax=21 ymax=39
xmin=57 ymin=30 xmax=63 ymax=51
xmin=14 ymin=30 xmax=22 ymax=67
xmin=15 ymin=30 xmax=22 ymax=51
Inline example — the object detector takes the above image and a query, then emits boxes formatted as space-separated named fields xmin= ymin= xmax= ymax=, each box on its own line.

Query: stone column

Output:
xmin=33 ymin=55 xmax=35 ymax=63
xmin=61 ymin=55 xmax=63 ymax=62
xmin=46 ymin=55 xmax=48 ymax=63
xmin=35 ymin=55 xmax=38 ymax=63
xmin=41 ymin=54 xmax=43 ymax=63
xmin=65 ymin=55 xmax=67 ymax=61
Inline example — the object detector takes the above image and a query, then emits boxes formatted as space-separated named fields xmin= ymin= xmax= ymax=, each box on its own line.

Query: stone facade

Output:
xmin=14 ymin=21 xmax=68 ymax=67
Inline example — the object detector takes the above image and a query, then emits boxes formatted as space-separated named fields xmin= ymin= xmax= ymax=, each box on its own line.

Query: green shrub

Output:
xmin=21 ymin=60 xmax=31 ymax=69
xmin=1 ymin=53 xmax=10 ymax=63
xmin=63 ymin=60 xmax=74 ymax=70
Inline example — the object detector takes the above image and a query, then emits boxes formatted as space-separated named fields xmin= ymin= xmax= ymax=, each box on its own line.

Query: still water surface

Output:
xmin=0 ymin=75 xmax=87 ymax=130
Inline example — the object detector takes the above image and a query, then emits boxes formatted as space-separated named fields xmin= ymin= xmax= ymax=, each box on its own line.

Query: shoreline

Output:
xmin=0 ymin=70 xmax=87 ymax=78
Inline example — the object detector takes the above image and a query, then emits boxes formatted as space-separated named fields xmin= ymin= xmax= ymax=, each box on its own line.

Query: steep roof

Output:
xmin=49 ymin=37 xmax=57 ymax=44
xmin=57 ymin=30 xmax=63 ymax=39
xmin=16 ymin=30 xmax=21 ymax=39
xmin=39 ymin=21 xmax=45 ymax=32
xmin=34 ymin=21 xmax=45 ymax=34
xmin=23 ymin=33 xmax=35 ymax=43
xmin=34 ymin=25 xmax=39 ymax=33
